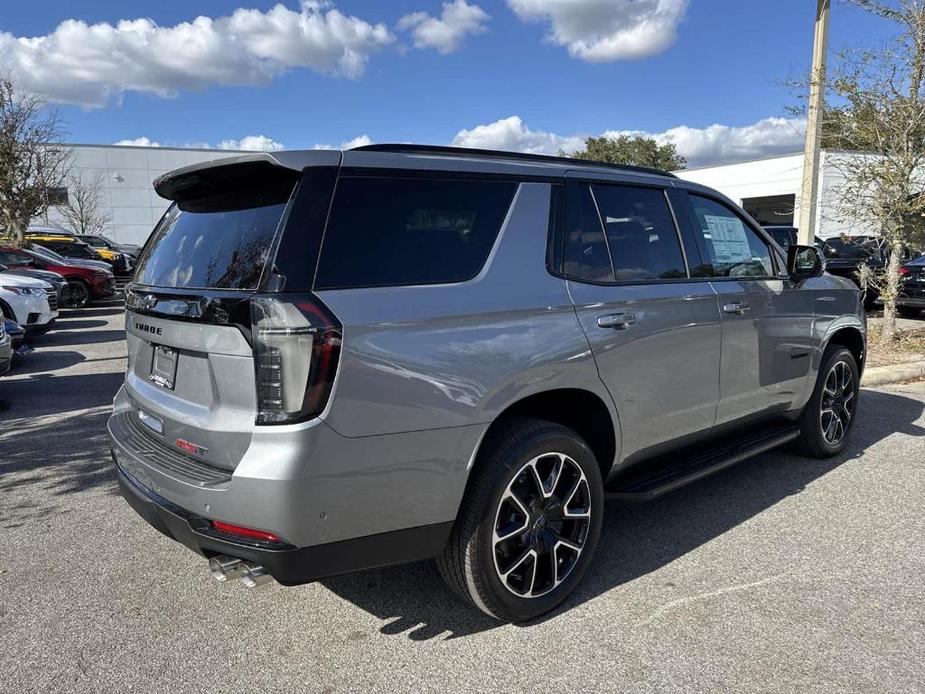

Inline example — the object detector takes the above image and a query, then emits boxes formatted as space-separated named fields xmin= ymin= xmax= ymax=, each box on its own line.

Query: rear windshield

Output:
xmin=314 ymin=176 xmax=517 ymax=290
xmin=134 ymin=170 xmax=295 ymax=290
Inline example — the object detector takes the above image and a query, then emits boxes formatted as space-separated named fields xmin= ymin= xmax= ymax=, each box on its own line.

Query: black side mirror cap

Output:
xmin=787 ymin=244 xmax=825 ymax=281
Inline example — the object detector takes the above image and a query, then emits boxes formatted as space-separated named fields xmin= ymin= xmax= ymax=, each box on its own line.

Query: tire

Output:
xmin=437 ymin=418 xmax=604 ymax=622
xmin=65 ymin=279 xmax=91 ymax=308
xmin=897 ymin=306 xmax=921 ymax=319
xmin=794 ymin=346 xmax=860 ymax=458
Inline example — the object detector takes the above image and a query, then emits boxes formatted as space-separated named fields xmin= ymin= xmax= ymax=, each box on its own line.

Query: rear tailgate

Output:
xmin=123 ymin=303 xmax=255 ymax=471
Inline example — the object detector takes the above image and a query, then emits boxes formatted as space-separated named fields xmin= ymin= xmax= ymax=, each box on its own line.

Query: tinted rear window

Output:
xmin=314 ymin=177 xmax=517 ymax=289
xmin=134 ymin=172 xmax=295 ymax=290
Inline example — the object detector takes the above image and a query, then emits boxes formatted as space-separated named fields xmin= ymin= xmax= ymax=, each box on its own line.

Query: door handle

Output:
xmin=597 ymin=312 xmax=637 ymax=330
xmin=722 ymin=301 xmax=750 ymax=315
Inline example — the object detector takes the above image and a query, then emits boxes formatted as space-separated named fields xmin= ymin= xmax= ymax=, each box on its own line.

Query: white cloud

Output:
xmin=340 ymin=134 xmax=373 ymax=149
xmin=452 ymin=115 xmax=806 ymax=167
xmin=218 ymin=134 xmax=286 ymax=151
xmin=605 ymin=117 xmax=807 ymax=167
xmin=312 ymin=134 xmax=373 ymax=149
xmin=452 ymin=116 xmax=584 ymax=155
xmin=1 ymin=2 xmax=394 ymax=107
xmin=398 ymin=0 xmax=489 ymax=54
xmin=112 ymin=134 xmax=286 ymax=151
xmin=114 ymin=137 xmax=161 ymax=147
xmin=506 ymin=0 xmax=687 ymax=61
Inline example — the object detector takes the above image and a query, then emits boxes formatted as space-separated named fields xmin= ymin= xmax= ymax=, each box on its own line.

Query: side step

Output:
xmin=605 ymin=423 xmax=800 ymax=502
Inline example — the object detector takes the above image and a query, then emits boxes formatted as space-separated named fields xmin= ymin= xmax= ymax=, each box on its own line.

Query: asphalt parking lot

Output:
xmin=1 ymin=303 xmax=923 ymax=694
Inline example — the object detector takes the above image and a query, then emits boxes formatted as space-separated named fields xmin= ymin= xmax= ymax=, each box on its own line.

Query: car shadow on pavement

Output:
xmin=28 ymin=329 xmax=126 ymax=347
xmin=42 ymin=318 xmax=109 ymax=331
xmin=0 ymin=408 xmax=117 ymax=529
xmin=321 ymin=388 xmax=924 ymax=641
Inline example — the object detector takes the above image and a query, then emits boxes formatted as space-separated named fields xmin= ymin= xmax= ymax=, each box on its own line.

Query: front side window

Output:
xmin=688 ymin=195 xmax=774 ymax=278
xmin=314 ymin=177 xmax=517 ymax=289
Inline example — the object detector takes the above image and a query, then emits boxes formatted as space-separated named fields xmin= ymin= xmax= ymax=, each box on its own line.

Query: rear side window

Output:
xmin=134 ymin=173 xmax=295 ymax=290
xmin=314 ymin=177 xmax=517 ymax=290
xmin=687 ymin=195 xmax=774 ymax=278
xmin=564 ymin=182 xmax=686 ymax=282
xmin=592 ymin=184 xmax=686 ymax=281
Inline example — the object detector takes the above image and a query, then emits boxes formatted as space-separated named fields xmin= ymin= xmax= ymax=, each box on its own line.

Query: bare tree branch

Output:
xmin=0 ymin=78 xmax=71 ymax=246
xmin=57 ymin=170 xmax=111 ymax=235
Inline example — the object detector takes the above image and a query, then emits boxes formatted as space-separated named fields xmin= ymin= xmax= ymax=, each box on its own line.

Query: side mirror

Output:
xmin=787 ymin=244 xmax=825 ymax=281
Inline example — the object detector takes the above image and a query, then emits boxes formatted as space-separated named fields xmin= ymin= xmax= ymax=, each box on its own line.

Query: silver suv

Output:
xmin=109 ymin=145 xmax=865 ymax=621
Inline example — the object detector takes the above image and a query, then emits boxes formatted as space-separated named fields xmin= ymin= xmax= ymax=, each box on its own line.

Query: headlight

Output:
xmin=1 ymin=286 xmax=42 ymax=295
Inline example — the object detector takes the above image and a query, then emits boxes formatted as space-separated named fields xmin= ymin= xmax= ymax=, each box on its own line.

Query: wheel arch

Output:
xmin=824 ymin=325 xmax=866 ymax=375
xmin=472 ymin=388 xmax=619 ymax=482
xmin=0 ymin=298 xmax=15 ymax=321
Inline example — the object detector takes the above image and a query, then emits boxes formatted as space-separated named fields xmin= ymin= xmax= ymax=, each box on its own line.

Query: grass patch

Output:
xmin=866 ymin=323 xmax=925 ymax=368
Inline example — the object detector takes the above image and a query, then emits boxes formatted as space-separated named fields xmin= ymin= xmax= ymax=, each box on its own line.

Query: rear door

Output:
xmin=563 ymin=177 xmax=722 ymax=462
xmin=678 ymin=191 xmax=814 ymax=425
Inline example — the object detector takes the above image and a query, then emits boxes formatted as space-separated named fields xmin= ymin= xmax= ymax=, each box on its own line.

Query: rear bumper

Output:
xmin=114 ymin=454 xmax=452 ymax=584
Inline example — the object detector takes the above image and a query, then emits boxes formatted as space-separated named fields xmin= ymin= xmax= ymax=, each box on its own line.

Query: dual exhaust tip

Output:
xmin=209 ymin=555 xmax=273 ymax=588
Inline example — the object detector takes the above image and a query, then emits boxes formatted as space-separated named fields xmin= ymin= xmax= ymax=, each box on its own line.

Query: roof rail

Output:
xmin=351 ymin=144 xmax=677 ymax=179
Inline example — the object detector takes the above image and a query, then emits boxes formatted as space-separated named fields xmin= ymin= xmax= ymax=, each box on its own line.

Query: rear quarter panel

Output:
xmin=316 ymin=183 xmax=616 ymax=440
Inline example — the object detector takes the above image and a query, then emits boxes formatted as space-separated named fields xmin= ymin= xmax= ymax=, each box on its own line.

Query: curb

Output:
xmin=862 ymin=360 xmax=925 ymax=387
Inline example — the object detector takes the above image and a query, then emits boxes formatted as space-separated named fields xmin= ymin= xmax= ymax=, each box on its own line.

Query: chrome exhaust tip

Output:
xmin=240 ymin=562 xmax=272 ymax=588
xmin=208 ymin=555 xmax=273 ymax=588
xmin=209 ymin=555 xmax=245 ymax=583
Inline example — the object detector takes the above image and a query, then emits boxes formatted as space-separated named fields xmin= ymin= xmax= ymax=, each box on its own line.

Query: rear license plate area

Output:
xmin=150 ymin=345 xmax=178 ymax=390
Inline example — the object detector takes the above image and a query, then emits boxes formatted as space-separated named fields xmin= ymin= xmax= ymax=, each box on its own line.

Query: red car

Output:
xmin=0 ymin=246 xmax=115 ymax=307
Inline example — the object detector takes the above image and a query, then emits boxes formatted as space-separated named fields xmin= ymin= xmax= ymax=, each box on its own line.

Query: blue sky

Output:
xmin=0 ymin=1 xmax=899 ymax=166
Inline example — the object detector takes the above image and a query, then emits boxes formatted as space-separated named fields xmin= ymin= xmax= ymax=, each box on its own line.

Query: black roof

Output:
xmin=353 ymin=144 xmax=678 ymax=179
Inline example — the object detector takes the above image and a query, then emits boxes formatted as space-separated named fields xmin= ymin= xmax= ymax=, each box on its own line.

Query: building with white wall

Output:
xmin=35 ymin=144 xmax=883 ymax=247
xmin=676 ymin=150 xmax=882 ymax=239
xmin=35 ymin=144 xmax=247 ymax=245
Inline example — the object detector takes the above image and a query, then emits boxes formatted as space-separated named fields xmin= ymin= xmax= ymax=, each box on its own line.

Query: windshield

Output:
xmin=28 ymin=244 xmax=69 ymax=263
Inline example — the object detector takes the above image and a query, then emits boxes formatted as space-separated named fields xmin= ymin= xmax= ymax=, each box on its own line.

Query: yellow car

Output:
xmin=25 ymin=232 xmax=117 ymax=263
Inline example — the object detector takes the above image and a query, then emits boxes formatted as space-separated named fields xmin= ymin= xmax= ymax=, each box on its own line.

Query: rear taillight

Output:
xmin=898 ymin=266 xmax=910 ymax=276
xmin=250 ymin=293 xmax=341 ymax=424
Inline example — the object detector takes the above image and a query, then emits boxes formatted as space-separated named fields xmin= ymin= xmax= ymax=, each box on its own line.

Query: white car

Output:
xmin=0 ymin=273 xmax=57 ymax=335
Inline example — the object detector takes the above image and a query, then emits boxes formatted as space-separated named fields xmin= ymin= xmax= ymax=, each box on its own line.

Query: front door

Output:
xmin=563 ymin=178 xmax=722 ymax=462
xmin=679 ymin=192 xmax=814 ymax=425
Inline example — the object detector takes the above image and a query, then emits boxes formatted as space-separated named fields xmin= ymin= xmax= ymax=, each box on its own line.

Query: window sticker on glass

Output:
xmin=703 ymin=214 xmax=751 ymax=265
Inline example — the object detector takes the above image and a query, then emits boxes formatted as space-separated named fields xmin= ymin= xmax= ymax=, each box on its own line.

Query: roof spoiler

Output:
xmin=154 ymin=150 xmax=342 ymax=201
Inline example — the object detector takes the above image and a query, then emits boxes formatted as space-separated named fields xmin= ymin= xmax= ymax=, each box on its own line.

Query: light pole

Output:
xmin=798 ymin=0 xmax=831 ymax=245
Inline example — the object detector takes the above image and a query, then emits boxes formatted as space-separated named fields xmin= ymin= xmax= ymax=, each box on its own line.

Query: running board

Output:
xmin=605 ymin=423 xmax=800 ymax=502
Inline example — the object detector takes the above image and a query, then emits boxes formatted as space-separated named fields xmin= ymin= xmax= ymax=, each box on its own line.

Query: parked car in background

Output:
xmin=111 ymin=146 xmax=866 ymax=622
xmin=0 ymin=263 xmax=67 ymax=306
xmin=75 ymin=233 xmax=142 ymax=263
xmin=0 ymin=273 xmax=57 ymax=334
xmin=897 ymin=255 xmax=925 ymax=318
xmin=764 ymin=226 xmax=880 ymax=308
xmin=26 ymin=243 xmax=113 ymax=273
xmin=25 ymin=232 xmax=133 ymax=274
xmin=0 ymin=246 xmax=115 ymax=308
xmin=0 ymin=319 xmax=11 ymax=375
